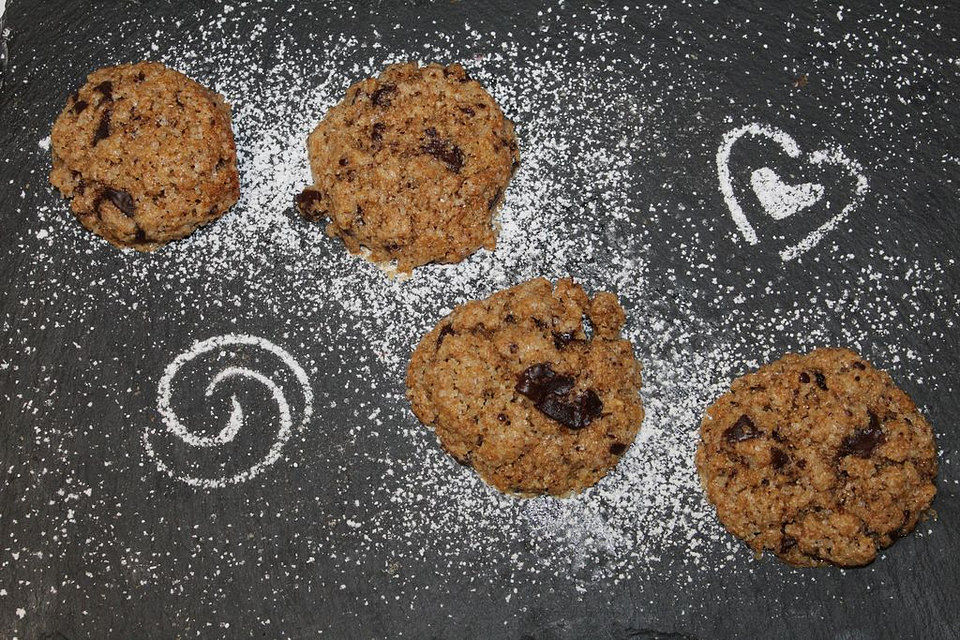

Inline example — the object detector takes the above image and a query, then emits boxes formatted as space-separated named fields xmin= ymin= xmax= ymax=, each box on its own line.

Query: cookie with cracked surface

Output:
xmin=298 ymin=61 xmax=519 ymax=273
xmin=50 ymin=61 xmax=239 ymax=250
xmin=696 ymin=348 xmax=937 ymax=567
xmin=406 ymin=277 xmax=644 ymax=497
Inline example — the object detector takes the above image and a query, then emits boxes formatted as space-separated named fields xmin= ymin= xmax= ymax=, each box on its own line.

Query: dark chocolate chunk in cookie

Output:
xmin=92 ymin=109 xmax=112 ymax=145
xmin=94 ymin=80 xmax=113 ymax=100
xmin=609 ymin=442 xmax=628 ymax=456
xmin=516 ymin=363 xmax=603 ymax=430
xmin=770 ymin=447 xmax=789 ymax=470
xmin=295 ymin=188 xmax=327 ymax=222
xmin=435 ymin=323 xmax=455 ymax=348
xmin=814 ymin=370 xmax=828 ymax=390
xmin=724 ymin=414 xmax=761 ymax=443
xmin=103 ymin=188 xmax=135 ymax=216
xmin=838 ymin=411 xmax=886 ymax=458
xmin=552 ymin=331 xmax=577 ymax=349
xmin=421 ymin=131 xmax=464 ymax=172
xmin=516 ymin=363 xmax=572 ymax=402
xmin=370 ymin=83 xmax=397 ymax=107
xmin=539 ymin=389 xmax=603 ymax=430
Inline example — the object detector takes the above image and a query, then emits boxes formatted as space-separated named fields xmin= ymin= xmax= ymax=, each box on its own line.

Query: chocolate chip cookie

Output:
xmin=696 ymin=348 xmax=937 ymax=567
xmin=406 ymin=278 xmax=644 ymax=496
xmin=50 ymin=62 xmax=239 ymax=250
xmin=297 ymin=62 xmax=519 ymax=273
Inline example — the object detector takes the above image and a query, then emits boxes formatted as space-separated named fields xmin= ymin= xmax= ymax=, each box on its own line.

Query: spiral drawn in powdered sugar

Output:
xmin=144 ymin=334 xmax=313 ymax=488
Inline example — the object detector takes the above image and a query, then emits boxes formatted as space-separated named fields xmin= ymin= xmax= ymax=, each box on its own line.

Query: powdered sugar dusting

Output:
xmin=1 ymin=1 xmax=958 ymax=636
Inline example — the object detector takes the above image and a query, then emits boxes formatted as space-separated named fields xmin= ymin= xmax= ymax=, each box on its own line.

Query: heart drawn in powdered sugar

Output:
xmin=717 ymin=122 xmax=869 ymax=261
xmin=749 ymin=167 xmax=824 ymax=221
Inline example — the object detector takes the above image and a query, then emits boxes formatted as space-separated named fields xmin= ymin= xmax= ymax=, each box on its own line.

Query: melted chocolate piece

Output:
xmin=72 ymin=99 xmax=88 ymax=115
xmin=799 ymin=372 xmax=810 ymax=384
xmin=897 ymin=509 xmax=913 ymax=536
xmin=537 ymin=389 xmax=603 ymax=431
xmin=421 ymin=131 xmax=464 ymax=172
xmin=295 ymin=188 xmax=326 ymax=222
xmin=370 ymin=83 xmax=397 ymax=107
xmin=94 ymin=80 xmax=113 ymax=100
xmin=779 ymin=535 xmax=798 ymax=553
xmin=92 ymin=109 xmax=111 ymax=145
xmin=852 ymin=361 xmax=866 ymax=370
xmin=516 ymin=363 xmax=573 ymax=403
xmin=552 ymin=331 xmax=576 ymax=349
xmin=70 ymin=171 xmax=86 ymax=195
xmin=838 ymin=410 xmax=886 ymax=458
xmin=814 ymin=371 xmax=828 ymax=390
xmin=135 ymin=72 xmax=146 ymax=83
xmin=579 ymin=390 xmax=603 ymax=422
xmin=515 ymin=363 xmax=602 ymax=430
xmin=770 ymin=447 xmax=789 ymax=470
xmin=724 ymin=414 xmax=761 ymax=443
xmin=371 ymin=122 xmax=386 ymax=142
xmin=441 ymin=66 xmax=471 ymax=83
xmin=459 ymin=106 xmax=475 ymax=116
xmin=436 ymin=324 xmax=455 ymax=348
xmin=487 ymin=187 xmax=503 ymax=212
xmin=103 ymin=188 xmax=135 ymax=216
xmin=609 ymin=442 xmax=628 ymax=456
xmin=470 ymin=323 xmax=494 ymax=339
xmin=92 ymin=193 xmax=105 ymax=216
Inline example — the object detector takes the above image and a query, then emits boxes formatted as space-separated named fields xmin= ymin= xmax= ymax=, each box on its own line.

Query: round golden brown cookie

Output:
xmin=50 ymin=62 xmax=240 ymax=250
xmin=297 ymin=62 xmax=519 ymax=273
xmin=406 ymin=277 xmax=644 ymax=497
xmin=696 ymin=348 xmax=937 ymax=567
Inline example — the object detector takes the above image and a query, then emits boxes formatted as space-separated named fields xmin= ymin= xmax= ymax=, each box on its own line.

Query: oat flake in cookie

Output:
xmin=406 ymin=278 xmax=644 ymax=497
xmin=696 ymin=348 xmax=937 ymax=567
xmin=50 ymin=62 xmax=240 ymax=250
xmin=298 ymin=62 xmax=519 ymax=273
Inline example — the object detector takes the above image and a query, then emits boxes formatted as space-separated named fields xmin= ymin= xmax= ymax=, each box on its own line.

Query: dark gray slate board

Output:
xmin=0 ymin=1 xmax=958 ymax=639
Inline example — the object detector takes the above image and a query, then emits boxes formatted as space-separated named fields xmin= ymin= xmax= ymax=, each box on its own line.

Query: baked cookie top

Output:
xmin=50 ymin=61 xmax=239 ymax=250
xmin=298 ymin=62 xmax=519 ymax=273
xmin=696 ymin=348 xmax=937 ymax=567
xmin=406 ymin=277 xmax=644 ymax=497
